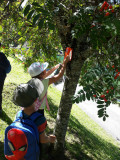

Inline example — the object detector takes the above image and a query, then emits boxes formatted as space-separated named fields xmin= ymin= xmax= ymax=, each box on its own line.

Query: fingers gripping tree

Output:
xmin=0 ymin=0 xmax=120 ymax=158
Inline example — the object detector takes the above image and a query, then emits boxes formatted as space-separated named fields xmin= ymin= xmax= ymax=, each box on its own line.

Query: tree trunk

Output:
xmin=53 ymin=49 xmax=85 ymax=159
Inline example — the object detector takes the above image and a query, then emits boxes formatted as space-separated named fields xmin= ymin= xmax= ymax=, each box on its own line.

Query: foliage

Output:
xmin=0 ymin=0 xmax=120 ymax=121
xmin=0 ymin=0 xmax=61 ymax=68
xmin=72 ymin=1 xmax=120 ymax=120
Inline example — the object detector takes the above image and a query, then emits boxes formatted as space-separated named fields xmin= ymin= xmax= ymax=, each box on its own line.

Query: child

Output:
xmin=5 ymin=80 xmax=56 ymax=160
xmin=28 ymin=55 xmax=70 ymax=115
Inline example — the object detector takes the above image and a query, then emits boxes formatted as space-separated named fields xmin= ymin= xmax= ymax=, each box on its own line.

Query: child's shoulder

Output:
xmin=16 ymin=110 xmax=45 ymax=121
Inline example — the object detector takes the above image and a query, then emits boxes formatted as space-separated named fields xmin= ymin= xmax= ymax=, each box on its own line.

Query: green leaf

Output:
xmin=105 ymin=114 xmax=109 ymax=117
xmin=76 ymin=97 xmax=80 ymax=104
xmin=86 ymin=92 xmax=90 ymax=100
xmin=32 ymin=2 xmax=40 ymax=7
xmin=103 ymin=116 xmax=106 ymax=121
xmin=97 ymin=100 xmax=104 ymax=104
xmin=0 ymin=25 xmax=3 ymax=31
xmin=72 ymin=97 xmax=76 ymax=104
xmin=18 ymin=31 xmax=22 ymax=35
xmin=38 ymin=19 xmax=44 ymax=29
xmin=105 ymin=101 xmax=111 ymax=107
xmin=97 ymin=105 xmax=104 ymax=108
xmin=48 ymin=22 xmax=55 ymax=30
xmin=82 ymin=93 xmax=86 ymax=101
xmin=33 ymin=14 xmax=40 ymax=25
xmin=79 ymin=96 xmax=83 ymax=102
xmin=35 ymin=7 xmax=49 ymax=16
xmin=27 ymin=10 xmax=35 ymax=20
xmin=98 ymin=108 xmax=104 ymax=117
xmin=24 ymin=5 xmax=31 ymax=16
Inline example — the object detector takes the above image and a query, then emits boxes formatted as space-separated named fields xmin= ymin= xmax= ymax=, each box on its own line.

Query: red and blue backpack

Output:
xmin=4 ymin=110 xmax=41 ymax=160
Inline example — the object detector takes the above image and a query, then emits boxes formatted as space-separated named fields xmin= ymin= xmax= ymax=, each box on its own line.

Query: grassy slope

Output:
xmin=0 ymin=57 xmax=120 ymax=160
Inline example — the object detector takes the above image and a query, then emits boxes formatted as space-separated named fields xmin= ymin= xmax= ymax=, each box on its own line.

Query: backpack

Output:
xmin=4 ymin=110 xmax=40 ymax=160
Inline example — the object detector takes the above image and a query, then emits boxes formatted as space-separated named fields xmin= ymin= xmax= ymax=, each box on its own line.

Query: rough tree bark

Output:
xmin=53 ymin=53 xmax=85 ymax=159
xmin=52 ymin=27 xmax=89 ymax=159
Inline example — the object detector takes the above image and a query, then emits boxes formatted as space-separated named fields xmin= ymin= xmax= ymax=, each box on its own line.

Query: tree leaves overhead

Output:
xmin=24 ymin=4 xmax=31 ymax=16
xmin=27 ymin=10 xmax=35 ymax=20
xmin=0 ymin=0 xmax=120 ymax=121
xmin=33 ymin=14 xmax=40 ymax=25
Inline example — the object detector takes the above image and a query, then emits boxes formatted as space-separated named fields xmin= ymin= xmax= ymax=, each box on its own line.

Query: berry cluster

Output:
xmin=114 ymin=70 xmax=120 ymax=79
xmin=99 ymin=1 xmax=114 ymax=16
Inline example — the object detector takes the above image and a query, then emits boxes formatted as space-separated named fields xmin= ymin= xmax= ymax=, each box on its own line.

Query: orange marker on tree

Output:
xmin=64 ymin=47 xmax=73 ymax=61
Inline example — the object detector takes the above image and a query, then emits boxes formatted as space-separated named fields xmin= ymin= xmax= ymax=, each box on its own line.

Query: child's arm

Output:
xmin=39 ymin=132 xmax=56 ymax=143
xmin=48 ymin=55 xmax=70 ymax=85
xmin=42 ymin=64 xmax=60 ymax=79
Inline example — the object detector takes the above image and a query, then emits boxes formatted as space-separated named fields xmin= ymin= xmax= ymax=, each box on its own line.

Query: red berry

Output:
xmin=111 ymin=9 xmax=114 ymax=13
xmin=109 ymin=5 xmax=113 ymax=9
xmin=99 ymin=8 xmax=103 ymax=12
xmin=103 ymin=1 xmax=108 ymax=5
xmin=106 ymin=90 xmax=109 ymax=94
xmin=116 ymin=69 xmax=118 ymax=72
xmin=106 ymin=3 xmax=109 ymax=7
xmin=105 ymin=12 xmax=110 ymax=16
xmin=104 ymin=7 xmax=108 ymax=10
xmin=114 ymin=75 xmax=118 ymax=79
xmin=111 ymin=87 xmax=114 ymax=90
xmin=2 ymin=46 xmax=5 ymax=49
xmin=100 ymin=95 xmax=105 ymax=98
xmin=104 ymin=98 xmax=107 ymax=102
xmin=112 ymin=65 xmax=115 ymax=68
xmin=101 ymin=1 xmax=107 ymax=9
xmin=93 ymin=95 xmax=96 ymax=97
xmin=91 ymin=25 xmax=95 ymax=28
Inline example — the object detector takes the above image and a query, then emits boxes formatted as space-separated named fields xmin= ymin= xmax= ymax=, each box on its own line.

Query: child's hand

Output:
xmin=49 ymin=134 xmax=56 ymax=143
xmin=64 ymin=55 xmax=71 ymax=64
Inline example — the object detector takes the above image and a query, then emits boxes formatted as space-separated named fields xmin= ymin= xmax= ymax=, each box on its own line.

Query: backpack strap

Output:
xmin=15 ymin=111 xmax=40 ymax=144
xmin=15 ymin=110 xmax=23 ymax=120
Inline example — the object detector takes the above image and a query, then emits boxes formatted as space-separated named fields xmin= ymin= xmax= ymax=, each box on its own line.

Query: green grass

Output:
xmin=0 ymin=57 xmax=120 ymax=160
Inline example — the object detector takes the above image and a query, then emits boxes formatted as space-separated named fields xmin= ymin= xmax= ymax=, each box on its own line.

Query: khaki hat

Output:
xmin=27 ymin=78 xmax=44 ymax=97
xmin=13 ymin=79 xmax=44 ymax=107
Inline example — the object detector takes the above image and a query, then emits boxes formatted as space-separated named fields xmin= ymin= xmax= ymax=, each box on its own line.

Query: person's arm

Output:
xmin=39 ymin=132 xmax=56 ymax=143
xmin=48 ymin=55 xmax=70 ymax=85
xmin=43 ymin=64 xmax=60 ymax=79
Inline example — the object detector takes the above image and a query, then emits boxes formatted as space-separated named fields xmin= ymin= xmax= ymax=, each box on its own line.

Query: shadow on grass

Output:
xmin=46 ymin=97 xmax=58 ymax=118
xmin=47 ymin=96 xmax=120 ymax=160
xmin=0 ymin=110 xmax=13 ymax=125
xmin=0 ymin=141 xmax=6 ymax=160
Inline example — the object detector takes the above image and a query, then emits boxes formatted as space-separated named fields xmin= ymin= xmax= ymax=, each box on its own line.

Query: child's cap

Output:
xmin=28 ymin=62 xmax=49 ymax=77
xmin=13 ymin=79 xmax=44 ymax=107
xmin=27 ymin=78 xmax=44 ymax=97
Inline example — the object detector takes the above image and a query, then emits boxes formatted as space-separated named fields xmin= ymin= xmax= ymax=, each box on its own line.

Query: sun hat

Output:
xmin=28 ymin=62 xmax=49 ymax=77
xmin=13 ymin=80 xmax=44 ymax=107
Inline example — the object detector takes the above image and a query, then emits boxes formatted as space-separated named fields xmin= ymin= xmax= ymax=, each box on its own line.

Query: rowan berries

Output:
xmin=100 ymin=95 xmax=105 ymax=98
xmin=105 ymin=12 xmax=110 ymax=16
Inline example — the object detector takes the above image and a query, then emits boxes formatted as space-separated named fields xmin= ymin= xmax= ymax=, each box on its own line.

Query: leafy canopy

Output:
xmin=0 ymin=0 xmax=120 ymax=120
